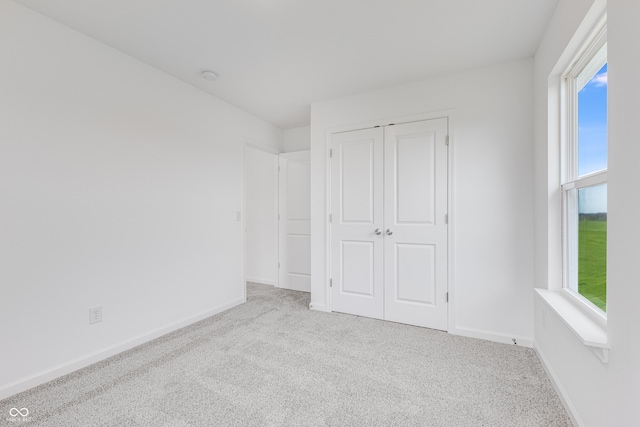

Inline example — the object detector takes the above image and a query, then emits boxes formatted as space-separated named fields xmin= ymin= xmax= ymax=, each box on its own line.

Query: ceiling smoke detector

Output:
xmin=201 ymin=70 xmax=218 ymax=81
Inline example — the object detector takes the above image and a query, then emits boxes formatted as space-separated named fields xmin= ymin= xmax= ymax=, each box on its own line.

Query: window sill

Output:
xmin=535 ymin=289 xmax=609 ymax=363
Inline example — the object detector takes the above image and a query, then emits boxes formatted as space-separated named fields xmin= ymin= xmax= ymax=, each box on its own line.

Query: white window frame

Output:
xmin=560 ymin=23 xmax=608 ymax=317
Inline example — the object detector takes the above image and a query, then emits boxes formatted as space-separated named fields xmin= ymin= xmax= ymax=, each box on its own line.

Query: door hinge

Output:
xmin=445 ymin=135 xmax=450 ymax=146
xmin=278 ymin=166 xmax=281 ymax=172
xmin=330 ymin=278 xmax=333 ymax=288
xmin=445 ymin=214 xmax=448 ymax=224
xmin=445 ymin=292 xmax=449 ymax=302
xmin=278 ymin=213 xmax=281 ymax=220
xmin=329 ymin=149 xmax=333 ymax=158
xmin=329 ymin=213 xmax=332 ymax=223
xmin=278 ymin=262 xmax=281 ymax=268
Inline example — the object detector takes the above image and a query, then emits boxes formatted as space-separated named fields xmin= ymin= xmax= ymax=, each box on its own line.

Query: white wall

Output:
xmin=533 ymin=0 xmax=640 ymax=424
xmin=0 ymin=0 xmax=282 ymax=398
xmin=283 ymin=126 xmax=311 ymax=152
xmin=245 ymin=147 xmax=279 ymax=286
xmin=310 ymin=59 xmax=535 ymax=344
xmin=607 ymin=0 xmax=640 ymax=422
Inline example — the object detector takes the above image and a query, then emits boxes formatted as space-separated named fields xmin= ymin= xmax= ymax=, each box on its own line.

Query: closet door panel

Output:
xmin=396 ymin=132 xmax=436 ymax=224
xmin=330 ymin=128 xmax=384 ymax=319
xmin=383 ymin=119 xmax=448 ymax=330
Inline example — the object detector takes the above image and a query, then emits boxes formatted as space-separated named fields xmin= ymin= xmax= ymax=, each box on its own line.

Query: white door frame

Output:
xmin=324 ymin=110 xmax=456 ymax=331
xmin=241 ymin=138 xmax=280 ymax=302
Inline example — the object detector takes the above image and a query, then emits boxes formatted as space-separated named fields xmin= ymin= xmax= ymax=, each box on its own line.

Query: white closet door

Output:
xmin=383 ymin=119 xmax=448 ymax=330
xmin=329 ymin=118 xmax=449 ymax=330
xmin=278 ymin=151 xmax=311 ymax=292
xmin=330 ymin=128 xmax=384 ymax=319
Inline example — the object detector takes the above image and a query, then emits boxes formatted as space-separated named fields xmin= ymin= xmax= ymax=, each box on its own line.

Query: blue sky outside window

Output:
xmin=577 ymin=63 xmax=607 ymax=214
xmin=578 ymin=63 xmax=608 ymax=177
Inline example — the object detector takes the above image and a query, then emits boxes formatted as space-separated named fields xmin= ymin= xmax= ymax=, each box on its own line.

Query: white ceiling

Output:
xmin=15 ymin=0 xmax=558 ymax=129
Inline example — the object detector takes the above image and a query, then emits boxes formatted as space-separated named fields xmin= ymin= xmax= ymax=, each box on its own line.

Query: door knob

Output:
xmin=374 ymin=228 xmax=382 ymax=235
xmin=386 ymin=229 xmax=393 ymax=235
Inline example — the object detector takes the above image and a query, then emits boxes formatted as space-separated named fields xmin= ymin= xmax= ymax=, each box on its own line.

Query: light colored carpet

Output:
xmin=1 ymin=283 xmax=571 ymax=426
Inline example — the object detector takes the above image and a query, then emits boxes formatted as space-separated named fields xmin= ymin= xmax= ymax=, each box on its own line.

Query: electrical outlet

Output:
xmin=89 ymin=306 xmax=102 ymax=325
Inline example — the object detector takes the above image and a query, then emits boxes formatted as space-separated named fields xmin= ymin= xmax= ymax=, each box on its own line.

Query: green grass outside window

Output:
xmin=578 ymin=218 xmax=607 ymax=311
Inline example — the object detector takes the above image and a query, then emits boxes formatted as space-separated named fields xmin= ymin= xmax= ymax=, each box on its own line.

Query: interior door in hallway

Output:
xmin=279 ymin=150 xmax=311 ymax=292
xmin=330 ymin=118 xmax=448 ymax=330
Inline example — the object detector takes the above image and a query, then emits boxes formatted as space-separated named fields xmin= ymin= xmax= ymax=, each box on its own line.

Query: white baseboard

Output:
xmin=0 ymin=298 xmax=244 ymax=401
xmin=309 ymin=303 xmax=328 ymax=312
xmin=533 ymin=341 xmax=582 ymax=427
xmin=449 ymin=326 xmax=533 ymax=348
xmin=245 ymin=277 xmax=276 ymax=286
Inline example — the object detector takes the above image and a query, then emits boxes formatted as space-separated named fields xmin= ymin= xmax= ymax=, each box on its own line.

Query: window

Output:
xmin=562 ymin=25 xmax=607 ymax=313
